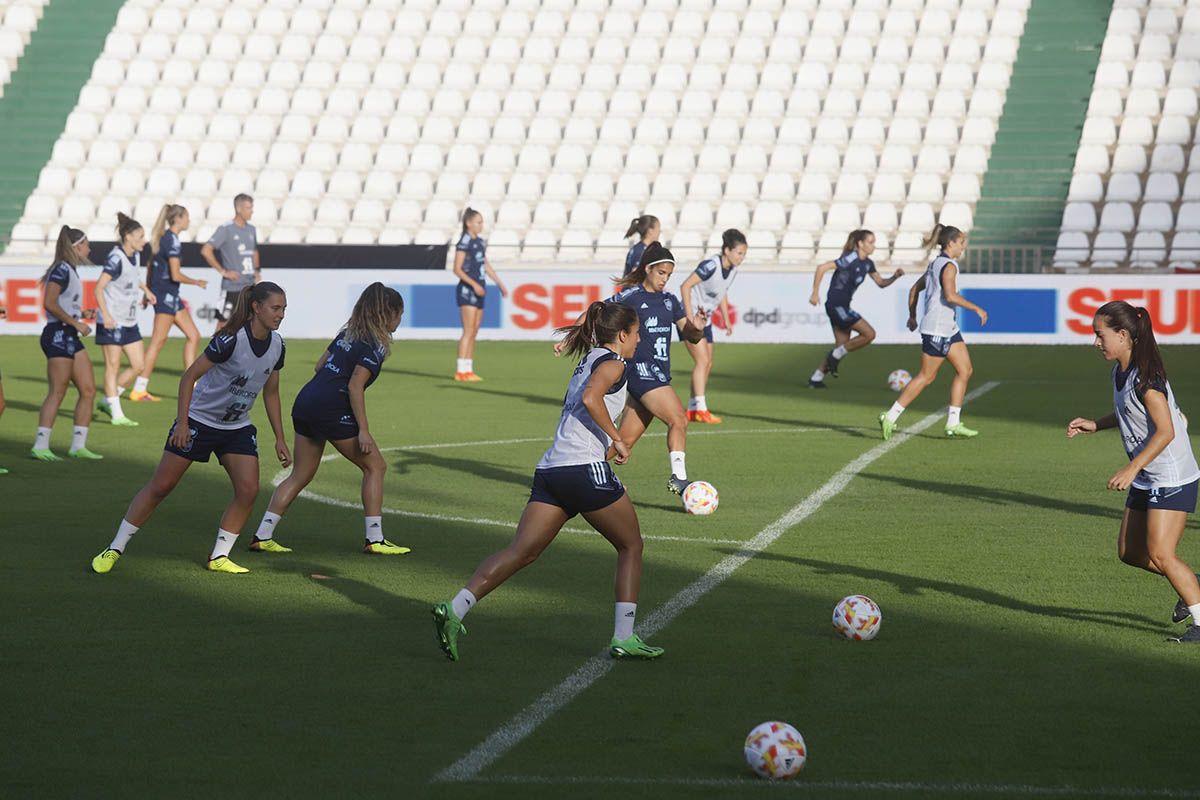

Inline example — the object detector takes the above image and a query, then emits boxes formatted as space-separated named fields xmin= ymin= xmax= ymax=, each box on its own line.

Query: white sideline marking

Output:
xmin=433 ymin=381 xmax=1001 ymax=783
xmin=466 ymin=775 xmax=1200 ymax=797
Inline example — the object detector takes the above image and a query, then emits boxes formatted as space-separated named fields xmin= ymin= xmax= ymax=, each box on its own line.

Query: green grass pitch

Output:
xmin=2 ymin=336 xmax=1199 ymax=798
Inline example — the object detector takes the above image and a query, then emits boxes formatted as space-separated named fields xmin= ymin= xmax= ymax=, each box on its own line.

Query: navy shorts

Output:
xmin=456 ymin=281 xmax=485 ymax=309
xmin=1126 ymin=480 xmax=1199 ymax=513
xmin=164 ymin=417 xmax=258 ymax=463
xmin=96 ymin=324 xmax=142 ymax=347
xmin=293 ymin=413 xmax=359 ymax=443
xmin=529 ymin=462 xmax=626 ymax=517
xmin=153 ymin=289 xmax=183 ymax=316
xmin=826 ymin=301 xmax=862 ymax=331
xmin=627 ymin=363 xmax=671 ymax=402
xmin=40 ymin=324 xmax=84 ymax=359
xmin=921 ymin=332 xmax=965 ymax=358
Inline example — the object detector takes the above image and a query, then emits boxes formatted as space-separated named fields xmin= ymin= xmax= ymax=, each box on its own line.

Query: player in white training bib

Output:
xmin=94 ymin=213 xmax=156 ymax=427
xmin=433 ymin=301 xmax=665 ymax=662
xmin=678 ymin=228 xmax=746 ymax=423
xmin=91 ymin=283 xmax=292 ymax=576
xmin=879 ymin=224 xmax=988 ymax=441
xmin=1068 ymin=300 xmax=1200 ymax=644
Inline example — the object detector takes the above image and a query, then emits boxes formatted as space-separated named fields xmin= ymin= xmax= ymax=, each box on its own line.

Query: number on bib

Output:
xmin=221 ymin=402 xmax=250 ymax=423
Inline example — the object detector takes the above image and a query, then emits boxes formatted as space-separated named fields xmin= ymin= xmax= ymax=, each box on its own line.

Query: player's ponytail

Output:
xmin=1095 ymin=300 xmax=1167 ymax=394
xmin=556 ymin=301 xmax=639 ymax=360
xmin=624 ymin=214 xmax=659 ymax=240
xmin=614 ymin=241 xmax=675 ymax=288
xmin=216 ymin=281 xmax=285 ymax=338
xmin=344 ymin=281 xmax=404 ymax=357
xmin=841 ymin=229 xmax=874 ymax=256
xmin=115 ymin=212 xmax=142 ymax=246
xmin=921 ymin=223 xmax=963 ymax=254
xmin=150 ymin=204 xmax=187 ymax=256
xmin=42 ymin=225 xmax=89 ymax=283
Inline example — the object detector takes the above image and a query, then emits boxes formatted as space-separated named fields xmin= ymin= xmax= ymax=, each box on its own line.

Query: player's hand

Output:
xmin=690 ymin=310 xmax=708 ymax=330
xmin=75 ymin=321 xmax=93 ymax=336
xmin=1107 ymin=464 xmax=1138 ymax=491
xmin=169 ymin=421 xmax=192 ymax=450
xmin=197 ymin=279 xmax=209 ymax=290
xmin=724 ymin=323 xmax=734 ymax=337
xmin=498 ymin=284 xmax=509 ymax=299
xmin=1066 ymin=417 xmax=1097 ymax=438
xmin=144 ymin=290 xmax=157 ymax=306
xmin=977 ymin=308 xmax=988 ymax=327
xmin=473 ymin=283 xmax=485 ymax=297
xmin=357 ymin=430 xmax=377 ymax=456
xmin=892 ymin=269 xmax=905 ymax=279
xmin=906 ymin=316 xmax=918 ymax=332
xmin=809 ymin=292 xmax=820 ymax=306
xmin=224 ymin=269 xmax=240 ymax=281
xmin=82 ymin=308 xmax=97 ymax=321
xmin=611 ymin=439 xmax=631 ymax=465
xmin=276 ymin=439 xmax=292 ymax=468
xmin=552 ymin=339 xmax=567 ymax=357
xmin=0 ymin=305 xmax=7 ymax=319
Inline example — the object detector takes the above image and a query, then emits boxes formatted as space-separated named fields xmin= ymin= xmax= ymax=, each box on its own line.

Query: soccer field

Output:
xmin=3 ymin=336 xmax=1199 ymax=798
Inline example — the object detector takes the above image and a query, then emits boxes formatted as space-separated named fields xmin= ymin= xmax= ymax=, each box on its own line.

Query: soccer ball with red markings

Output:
xmin=744 ymin=721 xmax=808 ymax=779
xmin=682 ymin=480 xmax=719 ymax=515
xmin=887 ymin=369 xmax=912 ymax=392
xmin=832 ymin=594 xmax=882 ymax=641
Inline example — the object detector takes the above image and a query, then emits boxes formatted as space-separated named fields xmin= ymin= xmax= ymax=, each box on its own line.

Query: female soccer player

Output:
xmin=878 ymin=224 xmax=987 ymax=441
xmin=679 ymin=228 xmax=746 ymax=423
xmin=32 ymin=226 xmax=101 ymax=461
xmin=130 ymin=204 xmax=207 ymax=402
xmin=623 ymin=214 xmax=660 ymax=277
xmin=90 ymin=283 xmax=291 ymax=575
xmin=0 ymin=303 xmax=7 ymax=474
xmin=94 ymin=213 xmax=156 ymax=426
xmin=249 ymin=283 xmax=410 ymax=555
xmin=452 ymin=207 xmax=507 ymax=382
xmin=433 ymin=300 xmax=664 ymax=661
xmin=808 ymin=229 xmax=905 ymax=388
xmin=1067 ymin=301 xmax=1200 ymax=643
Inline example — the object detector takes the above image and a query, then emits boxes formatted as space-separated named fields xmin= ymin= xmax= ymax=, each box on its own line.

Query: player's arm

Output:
xmin=677 ymin=312 xmax=707 ymax=344
xmin=452 ymin=250 xmax=484 ymax=295
xmin=872 ymin=268 xmax=904 ymax=288
xmin=314 ymin=349 xmax=332 ymax=373
xmin=679 ymin=272 xmax=702 ymax=318
xmin=262 ymin=368 xmax=291 ymax=466
xmin=200 ymin=240 xmax=238 ymax=282
xmin=347 ymin=365 xmax=377 ymax=455
xmin=940 ymin=264 xmax=987 ymax=326
xmin=253 ymin=249 xmax=262 ymax=284
xmin=719 ymin=294 xmax=733 ymax=336
xmin=582 ymin=359 xmax=629 ymax=464
xmin=905 ymin=274 xmax=926 ymax=330
xmin=809 ymin=260 xmax=835 ymax=305
xmin=170 ymin=253 xmax=208 ymax=288
xmin=169 ymin=355 xmax=216 ymax=449
xmin=484 ymin=258 xmax=507 ymax=297
xmin=1067 ymin=413 xmax=1118 ymax=437
xmin=43 ymin=279 xmax=89 ymax=334
xmin=93 ymin=272 xmax=115 ymax=330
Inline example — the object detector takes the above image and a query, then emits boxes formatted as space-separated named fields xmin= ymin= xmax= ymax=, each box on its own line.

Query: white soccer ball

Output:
xmin=887 ymin=369 xmax=912 ymax=392
xmin=744 ymin=721 xmax=808 ymax=779
xmin=682 ymin=480 xmax=719 ymax=515
xmin=832 ymin=594 xmax=882 ymax=641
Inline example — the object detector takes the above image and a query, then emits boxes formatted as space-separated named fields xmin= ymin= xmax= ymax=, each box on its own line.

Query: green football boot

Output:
xmin=432 ymin=602 xmax=466 ymax=661
xmin=610 ymin=634 xmax=665 ymax=660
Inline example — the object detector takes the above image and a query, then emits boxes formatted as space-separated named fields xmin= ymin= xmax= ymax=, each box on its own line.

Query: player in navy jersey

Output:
xmin=91 ymin=283 xmax=291 ymax=575
xmin=32 ymin=226 xmax=102 ymax=462
xmin=879 ymin=224 xmax=988 ymax=441
xmin=94 ymin=213 xmax=156 ymax=427
xmin=434 ymin=301 xmax=665 ymax=661
xmin=679 ymin=228 xmax=746 ymax=423
xmin=452 ymin=207 xmax=507 ymax=382
xmin=131 ymin=204 xmax=207 ymax=402
xmin=249 ymin=283 xmax=410 ymax=555
xmin=0 ymin=303 xmax=8 ymax=474
xmin=808 ymin=229 xmax=905 ymax=388
xmin=1068 ymin=301 xmax=1200 ymax=643
xmin=623 ymin=214 xmax=660 ymax=277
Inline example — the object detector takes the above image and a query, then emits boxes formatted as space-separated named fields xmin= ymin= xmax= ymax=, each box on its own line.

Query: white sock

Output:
xmin=694 ymin=395 xmax=707 ymax=412
xmin=71 ymin=426 xmax=89 ymax=451
xmin=107 ymin=395 xmax=124 ymax=418
xmin=687 ymin=396 xmax=697 ymax=411
xmin=209 ymin=528 xmax=237 ymax=560
xmin=947 ymin=406 xmax=962 ymax=428
xmin=669 ymin=450 xmax=687 ymax=480
xmin=117 ymin=385 xmax=127 ymax=397
xmin=456 ymin=358 xmax=469 ymax=373
xmin=109 ymin=519 xmax=139 ymax=553
xmin=614 ymin=602 xmax=637 ymax=640
xmin=811 ymin=368 xmax=825 ymax=382
xmin=365 ymin=515 xmax=384 ymax=543
xmin=885 ymin=402 xmax=906 ymax=423
xmin=1189 ymin=603 xmax=1200 ymax=623
xmin=133 ymin=376 xmax=149 ymax=392
xmin=464 ymin=358 xmax=473 ymax=373
xmin=34 ymin=426 xmax=52 ymax=450
xmin=452 ymin=588 xmax=477 ymax=620
xmin=832 ymin=344 xmax=848 ymax=359
xmin=255 ymin=511 xmax=282 ymax=541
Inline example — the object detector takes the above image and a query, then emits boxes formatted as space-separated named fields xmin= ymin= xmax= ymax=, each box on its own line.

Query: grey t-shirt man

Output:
xmin=210 ymin=221 xmax=258 ymax=293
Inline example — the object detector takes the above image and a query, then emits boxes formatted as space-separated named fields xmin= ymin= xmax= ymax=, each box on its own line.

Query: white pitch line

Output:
xmin=433 ymin=381 xmax=1001 ymax=783
xmin=469 ymin=775 xmax=1200 ymax=798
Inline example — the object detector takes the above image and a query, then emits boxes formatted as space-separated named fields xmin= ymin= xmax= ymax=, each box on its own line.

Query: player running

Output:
xmin=1067 ymin=301 xmax=1200 ymax=643
xmin=678 ymin=228 xmax=746 ymax=423
xmin=94 ymin=213 xmax=156 ymax=426
xmin=433 ymin=300 xmax=664 ymax=661
xmin=249 ymin=283 xmax=410 ymax=555
xmin=808 ymin=229 xmax=904 ymax=388
xmin=90 ymin=283 xmax=291 ymax=575
xmin=879 ymin=224 xmax=987 ymax=440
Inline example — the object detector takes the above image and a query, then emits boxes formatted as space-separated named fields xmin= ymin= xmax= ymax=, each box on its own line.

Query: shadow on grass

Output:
xmin=725 ymin=550 xmax=1167 ymax=635
xmin=719 ymin=409 xmax=875 ymax=439
xmin=391 ymin=448 xmax=532 ymax=490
